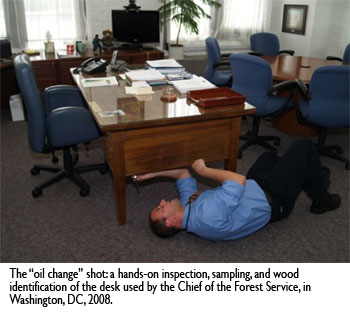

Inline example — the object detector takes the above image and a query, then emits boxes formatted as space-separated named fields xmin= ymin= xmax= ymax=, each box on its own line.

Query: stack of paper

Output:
xmin=126 ymin=69 xmax=166 ymax=82
xmin=125 ymin=81 xmax=154 ymax=95
xmin=171 ymin=75 xmax=216 ymax=94
xmin=146 ymin=58 xmax=185 ymax=74
xmin=81 ymin=76 xmax=118 ymax=88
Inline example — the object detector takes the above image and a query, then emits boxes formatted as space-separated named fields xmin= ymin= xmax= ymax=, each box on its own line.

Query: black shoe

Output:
xmin=322 ymin=166 xmax=331 ymax=189
xmin=311 ymin=194 xmax=341 ymax=214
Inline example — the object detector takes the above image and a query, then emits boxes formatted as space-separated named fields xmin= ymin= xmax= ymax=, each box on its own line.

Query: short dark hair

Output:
xmin=148 ymin=213 xmax=180 ymax=238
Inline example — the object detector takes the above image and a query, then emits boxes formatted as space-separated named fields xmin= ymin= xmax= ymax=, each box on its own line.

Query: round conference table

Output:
xmin=261 ymin=55 xmax=343 ymax=136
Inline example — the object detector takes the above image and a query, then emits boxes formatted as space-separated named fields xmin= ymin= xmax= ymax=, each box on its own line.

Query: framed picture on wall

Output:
xmin=282 ymin=5 xmax=308 ymax=35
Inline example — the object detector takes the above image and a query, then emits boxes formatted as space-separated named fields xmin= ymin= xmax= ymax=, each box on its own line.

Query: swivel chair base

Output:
xmin=31 ymin=147 xmax=108 ymax=197
xmin=238 ymin=117 xmax=280 ymax=158
xmin=316 ymin=130 xmax=349 ymax=170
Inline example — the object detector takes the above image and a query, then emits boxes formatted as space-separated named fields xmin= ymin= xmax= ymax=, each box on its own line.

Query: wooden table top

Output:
xmin=261 ymin=55 xmax=342 ymax=83
xmin=71 ymin=69 xmax=256 ymax=132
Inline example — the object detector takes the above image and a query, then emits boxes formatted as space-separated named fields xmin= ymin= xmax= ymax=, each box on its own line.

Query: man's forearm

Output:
xmin=136 ymin=169 xmax=190 ymax=181
xmin=197 ymin=166 xmax=246 ymax=186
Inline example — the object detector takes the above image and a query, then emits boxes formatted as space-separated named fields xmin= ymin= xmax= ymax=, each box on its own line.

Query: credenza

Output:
xmin=0 ymin=48 xmax=164 ymax=108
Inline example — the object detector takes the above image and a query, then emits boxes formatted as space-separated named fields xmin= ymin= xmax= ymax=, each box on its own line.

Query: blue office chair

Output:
xmin=14 ymin=54 xmax=107 ymax=197
xmin=204 ymin=37 xmax=232 ymax=86
xmin=230 ymin=54 xmax=295 ymax=157
xmin=296 ymin=65 xmax=350 ymax=170
xmin=250 ymin=32 xmax=295 ymax=56
xmin=326 ymin=43 xmax=350 ymax=64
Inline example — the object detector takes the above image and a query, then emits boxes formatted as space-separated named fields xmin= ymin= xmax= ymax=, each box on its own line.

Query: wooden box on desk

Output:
xmin=187 ymin=87 xmax=246 ymax=107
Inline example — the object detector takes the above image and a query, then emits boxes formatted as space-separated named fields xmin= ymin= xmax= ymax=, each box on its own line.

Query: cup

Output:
xmin=76 ymin=41 xmax=86 ymax=54
xmin=66 ymin=44 xmax=74 ymax=54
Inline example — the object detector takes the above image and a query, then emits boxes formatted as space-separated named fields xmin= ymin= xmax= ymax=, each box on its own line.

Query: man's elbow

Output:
xmin=237 ymin=175 xmax=246 ymax=186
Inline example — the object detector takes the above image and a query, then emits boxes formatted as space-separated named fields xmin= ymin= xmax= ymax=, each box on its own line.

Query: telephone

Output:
xmin=109 ymin=50 xmax=128 ymax=71
xmin=80 ymin=57 xmax=108 ymax=74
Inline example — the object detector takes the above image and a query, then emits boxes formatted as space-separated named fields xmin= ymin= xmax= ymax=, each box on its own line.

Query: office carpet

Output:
xmin=1 ymin=108 xmax=349 ymax=263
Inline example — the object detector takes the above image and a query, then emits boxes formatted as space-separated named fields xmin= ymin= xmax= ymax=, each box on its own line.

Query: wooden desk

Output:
xmin=71 ymin=70 xmax=256 ymax=224
xmin=261 ymin=55 xmax=342 ymax=136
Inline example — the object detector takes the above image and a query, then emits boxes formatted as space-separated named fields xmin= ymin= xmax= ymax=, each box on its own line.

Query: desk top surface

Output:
xmin=261 ymin=55 xmax=343 ymax=83
xmin=71 ymin=69 xmax=256 ymax=132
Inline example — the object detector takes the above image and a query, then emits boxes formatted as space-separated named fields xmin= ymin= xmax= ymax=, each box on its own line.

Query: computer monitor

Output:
xmin=111 ymin=10 xmax=160 ymax=49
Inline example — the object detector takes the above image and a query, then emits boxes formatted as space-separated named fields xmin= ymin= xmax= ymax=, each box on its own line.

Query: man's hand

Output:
xmin=192 ymin=159 xmax=206 ymax=176
xmin=191 ymin=159 xmax=246 ymax=186
xmin=135 ymin=173 xmax=157 ymax=181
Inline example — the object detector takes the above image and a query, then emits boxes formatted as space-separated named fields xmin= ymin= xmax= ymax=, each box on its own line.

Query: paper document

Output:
xmin=125 ymin=81 xmax=154 ymax=95
xmin=146 ymin=58 xmax=185 ymax=74
xmin=126 ymin=69 xmax=165 ymax=81
xmin=171 ymin=75 xmax=216 ymax=94
xmin=98 ymin=110 xmax=125 ymax=118
xmin=146 ymin=58 xmax=183 ymax=68
xmin=81 ymin=76 xmax=118 ymax=88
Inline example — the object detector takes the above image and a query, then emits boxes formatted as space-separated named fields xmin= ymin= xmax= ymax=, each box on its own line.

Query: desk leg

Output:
xmin=224 ymin=117 xmax=241 ymax=172
xmin=113 ymin=134 xmax=127 ymax=225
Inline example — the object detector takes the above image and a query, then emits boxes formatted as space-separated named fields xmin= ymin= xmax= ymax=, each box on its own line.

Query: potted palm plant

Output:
xmin=158 ymin=0 xmax=221 ymax=60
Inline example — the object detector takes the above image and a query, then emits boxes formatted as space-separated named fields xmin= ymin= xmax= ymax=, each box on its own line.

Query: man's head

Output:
xmin=149 ymin=198 xmax=184 ymax=238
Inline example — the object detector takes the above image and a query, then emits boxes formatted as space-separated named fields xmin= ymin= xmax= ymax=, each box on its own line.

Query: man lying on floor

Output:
xmin=135 ymin=139 xmax=341 ymax=241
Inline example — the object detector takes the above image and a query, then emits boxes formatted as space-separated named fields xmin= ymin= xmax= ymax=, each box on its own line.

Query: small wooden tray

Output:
xmin=187 ymin=87 xmax=246 ymax=107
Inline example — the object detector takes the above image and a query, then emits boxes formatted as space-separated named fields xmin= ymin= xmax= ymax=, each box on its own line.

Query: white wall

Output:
xmin=85 ymin=0 xmax=350 ymax=58
xmin=268 ymin=0 xmax=349 ymax=58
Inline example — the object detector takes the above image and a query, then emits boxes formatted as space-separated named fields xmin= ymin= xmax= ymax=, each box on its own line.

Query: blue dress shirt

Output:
xmin=177 ymin=177 xmax=271 ymax=241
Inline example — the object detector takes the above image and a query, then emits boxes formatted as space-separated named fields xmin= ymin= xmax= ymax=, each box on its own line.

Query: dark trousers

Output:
xmin=246 ymin=139 xmax=328 ymax=222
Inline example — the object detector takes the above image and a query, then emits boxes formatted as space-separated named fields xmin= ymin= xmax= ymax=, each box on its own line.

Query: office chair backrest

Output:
xmin=14 ymin=54 xmax=46 ymax=153
xmin=250 ymin=32 xmax=280 ymax=55
xmin=343 ymin=43 xmax=350 ymax=64
xmin=307 ymin=65 xmax=350 ymax=128
xmin=205 ymin=37 xmax=221 ymax=75
xmin=230 ymin=54 xmax=272 ymax=114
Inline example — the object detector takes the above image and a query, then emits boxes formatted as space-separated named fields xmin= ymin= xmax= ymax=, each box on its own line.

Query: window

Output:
xmin=0 ymin=0 xmax=6 ymax=38
xmin=170 ymin=0 xmax=269 ymax=49
xmin=3 ymin=0 xmax=86 ymax=50
xmin=24 ymin=0 xmax=78 ymax=43
xmin=169 ymin=0 xmax=213 ymax=43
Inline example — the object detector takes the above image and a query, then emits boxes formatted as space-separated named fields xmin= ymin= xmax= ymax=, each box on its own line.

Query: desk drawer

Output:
xmin=33 ymin=62 xmax=58 ymax=79
xmin=33 ymin=62 xmax=59 ymax=91
xmin=121 ymin=118 xmax=239 ymax=175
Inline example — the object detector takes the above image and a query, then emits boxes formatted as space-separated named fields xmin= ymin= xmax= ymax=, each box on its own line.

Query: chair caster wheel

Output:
xmin=80 ymin=187 xmax=90 ymax=197
xmin=100 ymin=166 xmax=108 ymax=174
xmin=31 ymin=167 xmax=40 ymax=175
xmin=336 ymin=147 xmax=343 ymax=155
xmin=346 ymin=163 xmax=349 ymax=170
xmin=32 ymin=188 xmax=42 ymax=198
xmin=238 ymin=151 xmax=243 ymax=159
xmin=274 ymin=139 xmax=281 ymax=146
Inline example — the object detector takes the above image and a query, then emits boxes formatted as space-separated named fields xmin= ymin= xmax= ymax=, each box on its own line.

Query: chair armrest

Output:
xmin=248 ymin=51 xmax=263 ymax=56
xmin=269 ymin=80 xmax=297 ymax=116
xmin=326 ymin=56 xmax=342 ymax=62
xmin=295 ymin=79 xmax=310 ymax=100
xmin=279 ymin=50 xmax=295 ymax=56
xmin=221 ymin=53 xmax=231 ymax=58
xmin=214 ymin=61 xmax=231 ymax=68
xmin=270 ymin=80 xmax=297 ymax=94
xmin=48 ymin=106 xmax=100 ymax=148
xmin=44 ymin=85 xmax=86 ymax=115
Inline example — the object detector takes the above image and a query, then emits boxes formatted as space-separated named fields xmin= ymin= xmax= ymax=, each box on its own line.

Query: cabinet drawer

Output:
xmin=33 ymin=62 xmax=58 ymax=79
xmin=131 ymin=55 xmax=147 ymax=64
xmin=36 ymin=78 xmax=59 ymax=90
